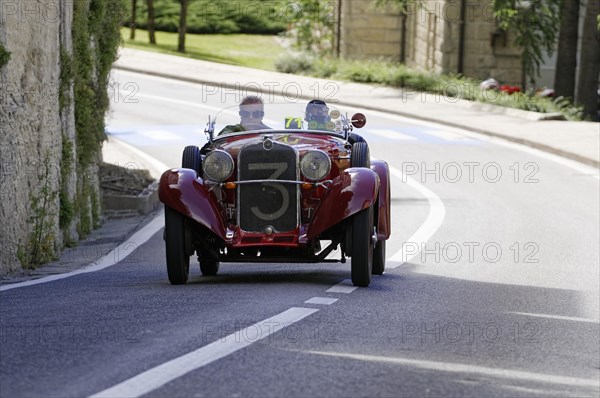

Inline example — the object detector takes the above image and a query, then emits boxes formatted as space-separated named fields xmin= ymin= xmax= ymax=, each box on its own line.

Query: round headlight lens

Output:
xmin=203 ymin=150 xmax=234 ymax=182
xmin=300 ymin=150 xmax=331 ymax=181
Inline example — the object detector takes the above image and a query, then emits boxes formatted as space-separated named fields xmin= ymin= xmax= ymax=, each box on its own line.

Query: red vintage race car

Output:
xmin=158 ymin=101 xmax=391 ymax=287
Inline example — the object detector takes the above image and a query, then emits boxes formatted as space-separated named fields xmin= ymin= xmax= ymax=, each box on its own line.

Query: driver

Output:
xmin=219 ymin=95 xmax=271 ymax=134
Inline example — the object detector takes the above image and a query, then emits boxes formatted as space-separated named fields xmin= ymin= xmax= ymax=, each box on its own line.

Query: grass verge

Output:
xmin=275 ymin=53 xmax=584 ymax=121
xmin=121 ymin=28 xmax=285 ymax=71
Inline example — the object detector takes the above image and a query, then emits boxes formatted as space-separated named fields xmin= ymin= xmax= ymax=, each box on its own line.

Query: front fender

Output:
xmin=371 ymin=160 xmax=391 ymax=240
xmin=307 ymin=167 xmax=379 ymax=240
xmin=158 ymin=168 xmax=226 ymax=240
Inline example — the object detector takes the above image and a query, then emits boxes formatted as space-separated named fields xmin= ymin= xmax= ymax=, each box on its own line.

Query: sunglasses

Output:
xmin=239 ymin=110 xmax=264 ymax=118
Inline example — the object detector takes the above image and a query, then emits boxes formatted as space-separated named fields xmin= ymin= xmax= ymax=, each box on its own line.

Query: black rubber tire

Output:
xmin=164 ymin=205 xmax=190 ymax=285
xmin=199 ymin=259 xmax=220 ymax=276
xmin=348 ymin=132 xmax=366 ymax=145
xmin=182 ymin=145 xmax=202 ymax=175
xmin=351 ymin=206 xmax=374 ymax=287
xmin=351 ymin=142 xmax=370 ymax=168
xmin=372 ymin=240 xmax=386 ymax=275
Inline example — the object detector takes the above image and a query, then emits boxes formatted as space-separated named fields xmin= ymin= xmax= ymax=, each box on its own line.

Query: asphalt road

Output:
xmin=1 ymin=70 xmax=598 ymax=398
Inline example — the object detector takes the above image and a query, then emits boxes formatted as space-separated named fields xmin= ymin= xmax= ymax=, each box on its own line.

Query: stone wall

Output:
xmin=0 ymin=0 xmax=107 ymax=275
xmin=337 ymin=0 xmax=403 ymax=59
xmin=337 ymin=0 xmax=524 ymax=85
xmin=404 ymin=0 xmax=453 ymax=74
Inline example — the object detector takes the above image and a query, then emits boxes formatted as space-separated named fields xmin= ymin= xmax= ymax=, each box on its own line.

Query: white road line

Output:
xmin=104 ymin=135 xmax=171 ymax=180
xmin=137 ymin=129 xmax=185 ymax=142
xmin=508 ymin=312 xmax=600 ymax=324
xmin=326 ymin=280 xmax=358 ymax=294
xmin=0 ymin=137 xmax=170 ymax=292
xmin=301 ymin=350 xmax=600 ymax=389
xmin=421 ymin=129 xmax=471 ymax=141
xmin=132 ymin=92 xmax=225 ymax=113
xmin=383 ymin=162 xmax=446 ymax=268
xmin=0 ymin=213 xmax=164 ymax=292
xmin=305 ymin=297 xmax=339 ymax=305
xmin=89 ymin=307 xmax=319 ymax=398
xmin=132 ymin=92 xmax=279 ymax=126
xmin=369 ymin=129 xmax=417 ymax=140
xmin=335 ymin=103 xmax=598 ymax=178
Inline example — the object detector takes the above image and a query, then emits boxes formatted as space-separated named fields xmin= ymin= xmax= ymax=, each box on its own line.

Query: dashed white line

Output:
xmin=369 ymin=129 xmax=417 ymax=140
xmin=326 ymin=280 xmax=358 ymax=294
xmin=305 ymin=297 xmax=339 ymax=305
xmin=90 ymin=307 xmax=319 ymax=398
xmin=421 ymin=129 xmax=471 ymax=141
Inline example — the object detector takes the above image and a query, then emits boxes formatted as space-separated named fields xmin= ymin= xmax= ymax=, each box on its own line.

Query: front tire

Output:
xmin=165 ymin=205 xmax=190 ymax=285
xmin=351 ymin=142 xmax=370 ymax=168
xmin=351 ymin=206 xmax=374 ymax=287
xmin=182 ymin=145 xmax=202 ymax=175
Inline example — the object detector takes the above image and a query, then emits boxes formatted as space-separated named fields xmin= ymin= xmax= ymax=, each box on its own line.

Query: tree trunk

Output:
xmin=576 ymin=0 xmax=600 ymax=121
xmin=178 ymin=0 xmax=188 ymax=53
xmin=130 ymin=0 xmax=137 ymax=40
xmin=554 ymin=0 xmax=580 ymax=98
xmin=147 ymin=0 xmax=156 ymax=45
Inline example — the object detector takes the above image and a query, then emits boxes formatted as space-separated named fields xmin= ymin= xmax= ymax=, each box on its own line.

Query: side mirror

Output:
xmin=351 ymin=113 xmax=366 ymax=129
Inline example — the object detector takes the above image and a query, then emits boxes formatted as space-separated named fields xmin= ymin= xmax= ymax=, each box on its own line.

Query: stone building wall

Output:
xmin=337 ymin=0 xmax=524 ymax=85
xmin=0 ymin=0 xmax=101 ymax=275
xmin=404 ymin=0 xmax=453 ymax=74
xmin=0 ymin=0 xmax=64 ymax=274
xmin=337 ymin=0 xmax=403 ymax=59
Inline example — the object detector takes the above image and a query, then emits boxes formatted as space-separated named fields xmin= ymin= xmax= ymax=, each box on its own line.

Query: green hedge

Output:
xmin=275 ymin=53 xmax=584 ymax=121
xmin=125 ymin=0 xmax=288 ymax=35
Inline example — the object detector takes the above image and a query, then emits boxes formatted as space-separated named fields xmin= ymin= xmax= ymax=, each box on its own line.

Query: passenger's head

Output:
xmin=239 ymin=95 xmax=265 ymax=123
xmin=305 ymin=100 xmax=330 ymax=124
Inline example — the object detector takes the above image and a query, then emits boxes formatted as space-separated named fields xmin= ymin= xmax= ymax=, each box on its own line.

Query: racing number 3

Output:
xmin=248 ymin=163 xmax=289 ymax=221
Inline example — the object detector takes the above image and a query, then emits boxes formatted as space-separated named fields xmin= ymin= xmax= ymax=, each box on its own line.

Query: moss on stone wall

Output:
xmin=69 ymin=0 xmax=124 ymax=238
xmin=59 ymin=137 xmax=74 ymax=233
xmin=0 ymin=42 xmax=10 ymax=69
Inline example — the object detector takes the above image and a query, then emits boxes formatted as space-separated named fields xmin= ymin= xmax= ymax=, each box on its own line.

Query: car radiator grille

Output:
xmin=238 ymin=141 xmax=298 ymax=233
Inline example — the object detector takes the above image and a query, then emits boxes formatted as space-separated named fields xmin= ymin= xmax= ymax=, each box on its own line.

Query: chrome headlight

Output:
xmin=203 ymin=150 xmax=234 ymax=182
xmin=300 ymin=150 xmax=331 ymax=181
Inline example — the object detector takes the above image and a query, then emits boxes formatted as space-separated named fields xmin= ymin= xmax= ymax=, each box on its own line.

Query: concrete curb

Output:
xmin=102 ymin=181 xmax=160 ymax=215
xmin=114 ymin=65 xmax=599 ymax=168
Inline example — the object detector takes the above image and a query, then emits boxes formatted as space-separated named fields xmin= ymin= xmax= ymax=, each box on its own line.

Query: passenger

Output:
xmin=305 ymin=99 xmax=333 ymax=130
xmin=305 ymin=99 xmax=366 ymax=144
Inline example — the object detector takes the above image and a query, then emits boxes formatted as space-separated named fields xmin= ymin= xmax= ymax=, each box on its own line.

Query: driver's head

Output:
xmin=239 ymin=95 xmax=265 ymax=123
xmin=305 ymin=99 xmax=330 ymax=124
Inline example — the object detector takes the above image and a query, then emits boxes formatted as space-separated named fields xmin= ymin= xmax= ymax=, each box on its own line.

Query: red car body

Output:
xmin=159 ymin=109 xmax=391 ymax=287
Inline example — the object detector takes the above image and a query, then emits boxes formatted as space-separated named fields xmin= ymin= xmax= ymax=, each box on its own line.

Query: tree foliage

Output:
xmin=124 ymin=0 xmax=288 ymax=35
xmin=285 ymin=0 xmax=335 ymax=54
xmin=493 ymin=0 xmax=560 ymax=85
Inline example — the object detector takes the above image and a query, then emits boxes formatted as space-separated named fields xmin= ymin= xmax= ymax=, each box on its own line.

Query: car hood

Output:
xmin=211 ymin=131 xmax=347 ymax=157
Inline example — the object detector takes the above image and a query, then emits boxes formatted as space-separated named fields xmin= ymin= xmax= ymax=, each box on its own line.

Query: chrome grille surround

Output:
xmin=237 ymin=141 xmax=300 ymax=233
